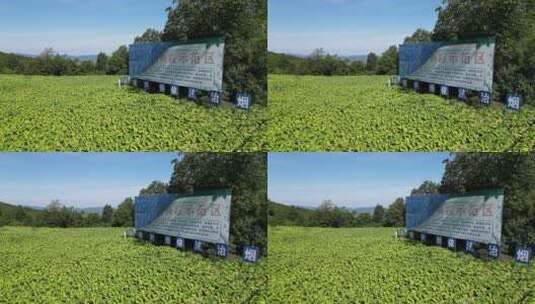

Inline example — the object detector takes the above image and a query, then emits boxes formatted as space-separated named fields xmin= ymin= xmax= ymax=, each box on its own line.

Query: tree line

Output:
xmin=0 ymin=198 xmax=134 ymax=228
xmin=0 ymin=46 xmax=129 ymax=76
xmin=268 ymin=47 xmax=398 ymax=76
xmin=268 ymin=196 xmax=406 ymax=229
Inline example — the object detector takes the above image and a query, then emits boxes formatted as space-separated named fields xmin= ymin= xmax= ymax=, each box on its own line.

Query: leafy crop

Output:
xmin=0 ymin=75 xmax=266 ymax=151
xmin=268 ymin=75 xmax=535 ymax=151
xmin=268 ymin=226 xmax=535 ymax=303
xmin=0 ymin=227 xmax=267 ymax=303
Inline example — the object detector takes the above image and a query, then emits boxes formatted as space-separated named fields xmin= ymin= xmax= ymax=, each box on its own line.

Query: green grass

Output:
xmin=0 ymin=227 xmax=267 ymax=303
xmin=0 ymin=75 xmax=266 ymax=151
xmin=268 ymin=226 xmax=534 ymax=303
xmin=268 ymin=75 xmax=535 ymax=151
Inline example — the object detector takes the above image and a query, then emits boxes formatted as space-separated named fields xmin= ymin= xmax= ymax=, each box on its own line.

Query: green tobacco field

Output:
xmin=0 ymin=227 xmax=267 ymax=303
xmin=0 ymin=75 xmax=266 ymax=151
xmin=268 ymin=75 xmax=535 ymax=151
xmin=268 ymin=227 xmax=535 ymax=303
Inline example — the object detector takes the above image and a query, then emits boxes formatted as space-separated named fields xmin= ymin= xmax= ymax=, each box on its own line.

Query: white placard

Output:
xmin=414 ymin=191 xmax=503 ymax=245
xmin=137 ymin=39 xmax=225 ymax=92
xmin=406 ymin=41 xmax=495 ymax=92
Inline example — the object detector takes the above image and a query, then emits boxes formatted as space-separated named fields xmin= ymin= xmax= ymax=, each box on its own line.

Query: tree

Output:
xmin=107 ymin=46 xmax=128 ymax=75
xmin=372 ymin=205 xmax=385 ymax=224
xmin=318 ymin=199 xmax=336 ymax=212
xmin=39 ymin=47 xmax=55 ymax=59
xmin=404 ymin=28 xmax=433 ymax=43
xmin=79 ymin=60 xmax=96 ymax=74
xmin=102 ymin=204 xmax=114 ymax=225
xmin=433 ymin=0 xmax=535 ymax=105
xmin=355 ymin=213 xmax=373 ymax=227
xmin=139 ymin=181 xmax=168 ymax=196
xmin=112 ymin=198 xmax=134 ymax=227
xmin=168 ymin=153 xmax=267 ymax=253
xmin=95 ymin=52 xmax=108 ymax=73
xmin=350 ymin=60 xmax=367 ymax=75
xmin=366 ymin=52 xmax=378 ymax=72
xmin=162 ymin=0 xmax=267 ymax=106
xmin=411 ymin=180 xmax=440 ymax=196
xmin=384 ymin=198 xmax=405 ymax=227
xmin=376 ymin=46 xmax=398 ymax=75
xmin=134 ymin=28 xmax=162 ymax=43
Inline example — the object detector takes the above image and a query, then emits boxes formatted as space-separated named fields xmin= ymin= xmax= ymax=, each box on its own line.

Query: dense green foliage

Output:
xmin=0 ymin=202 xmax=47 ymax=227
xmin=0 ymin=46 xmax=128 ymax=76
xmin=162 ymin=0 xmax=267 ymax=106
xmin=433 ymin=0 xmax=535 ymax=105
xmin=439 ymin=153 xmax=535 ymax=254
xmin=0 ymin=197 xmax=134 ymax=228
xmin=268 ymin=200 xmax=403 ymax=229
xmin=269 ymin=48 xmax=398 ymax=76
xmin=0 ymin=51 xmax=94 ymax=76
xmin=0 ymin=75 xmax=266 ymax=151
xmin=134 ymin=28 xmax=162 ymax=43
xmin=168 ymin=153 xmax=267 ymax=254
xmin=404 ymin=28 xmax=433 ymax=43
xmin=268 ymin=75 xmax=535 ymax=151
xmin=0 ymin=227 xmax=266 ymax=303
xmin=268 ymin=227 xmax=534 ymax=303
xmin=139 ymin=181 xmax=168 ymax=196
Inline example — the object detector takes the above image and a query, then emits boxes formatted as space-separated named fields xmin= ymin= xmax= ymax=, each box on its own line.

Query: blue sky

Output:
xmin=268 ymin=153 xmax=450 ymax=208
xmin=0 ymin=153 xmax=177 ymax=208
xmin=0 ymin=0 xmax=171 ymax=55
xmin=269 ymin=0 xmax=443 ymax=56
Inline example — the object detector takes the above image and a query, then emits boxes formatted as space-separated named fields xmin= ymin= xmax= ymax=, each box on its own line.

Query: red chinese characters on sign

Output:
xmin=434 ymin=51 xmax=486 ymax=65
xmin=161 ymin=50 xmax=216 ymax=65
xmin=438 ymin=204 xmax=496 ymax=217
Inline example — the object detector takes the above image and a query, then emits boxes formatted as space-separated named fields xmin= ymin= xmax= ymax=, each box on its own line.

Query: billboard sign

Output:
xmin=135 ymin=189 xmax=232 ymax=245
xmin=406 ymin=189 xmax=504 ymax=245
xmin=131 ymin=37 xmax=225 ymax=92
xmin=399 ymin=38 xmax=495 ymax=93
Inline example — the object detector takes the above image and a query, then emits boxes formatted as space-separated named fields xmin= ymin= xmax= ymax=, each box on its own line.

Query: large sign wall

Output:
xmin=135 ymin=189 xmax=232 ymax=245
xmin=406 ymin=189 xmax=504 ymax=245
xmin=399 ymin=38 xmax=495 ymax=92
xmin=130 ymin=37 xmax=225 ymax=92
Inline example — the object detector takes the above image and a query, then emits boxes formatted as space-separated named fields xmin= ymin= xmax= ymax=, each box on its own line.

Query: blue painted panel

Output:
xmin=129 ymin=43 xmax=172 ymax=78
xmin=398 ymin=42 xmax=442 ymax=77
xmin=134 ymin=193 xmax=178 ymax=229
xmin=405 ymin=194 xmax=449 ymax=230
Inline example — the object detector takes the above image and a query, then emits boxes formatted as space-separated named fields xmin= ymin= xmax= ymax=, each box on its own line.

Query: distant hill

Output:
xmin=0 ymin=201 xmax=45 ymax=226
xmin=345 ymin=207 xmax=375 ymax=214
xmin=342 ymin=55 xmax=367 ymax=62
xmin=77 ymin=207 xmax=103 ymax=215
xmin=269 ymin=201 xmax=318 ymax=226
xmin=15 ymin=53 xmax=98 ymax=63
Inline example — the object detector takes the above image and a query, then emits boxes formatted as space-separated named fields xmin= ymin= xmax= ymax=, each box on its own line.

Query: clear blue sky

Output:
xmin=268 ymin=153 xmax=450 ymax=208
xmin=0 ymin=0 xmax=171 ymax=55
xmin=269 ymin=0 xmax=443 ymax=56
xmin=0 ymin=153 xmax=177 ymax=208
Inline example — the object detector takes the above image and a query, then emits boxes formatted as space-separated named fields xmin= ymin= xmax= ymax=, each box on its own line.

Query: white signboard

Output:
xmin=142 ymin=191 xmax=231 ymax=245
xmin=137 ymin=38 xmax=225 ymax=92
xmin=406 ymin=40 xmax=495 ymax=92
xmin=414 ymin=190 xmax=503 ymax=245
